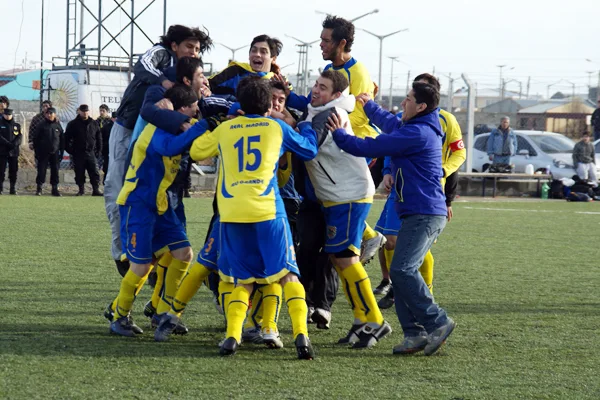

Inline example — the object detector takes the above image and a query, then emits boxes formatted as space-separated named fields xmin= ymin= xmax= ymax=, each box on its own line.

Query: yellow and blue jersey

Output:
xmin=439 ymin=109 xmax=466 ymax=177
xmin=190 ymin=116 xmax=317 ymax=223
xmin=117 ymin=120 xmax=209 ymax=214
xmin=208 ymin=61 xmax=274 ymax=96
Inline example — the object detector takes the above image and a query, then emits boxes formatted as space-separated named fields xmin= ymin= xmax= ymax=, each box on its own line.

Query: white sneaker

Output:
xmin=360 ymin=232 xmax=387 ymax=264
xmin=312 ymin=308 xmax=331 ymax=329
xmin=307 ymin=306 xmax=315 ymax=323
xmin=262 ymin=327 xmax=284 ymax=349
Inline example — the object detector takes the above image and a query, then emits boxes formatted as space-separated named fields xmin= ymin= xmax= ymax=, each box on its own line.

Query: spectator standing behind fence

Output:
xmin=29 ymin=100 xmax=53 ymax=150
xmin=572 ymin=132 xmax=598 ymax=187
xmin=65 ymin=104 xmax=103 ymax=196
xmin=592 ymin=100 xmax=600 ymax=141
xmin=487 ymin=116 xmax=517 ymax=166
xmin=0 ymin=109 xmax=22 ymax=195
xmin=100 ymin=112 xmax=116 ymax=185
xmin=31 ymin=107 xmax=63 ymax=196
xmin=0 ymin=96 xmax=9 ymax=114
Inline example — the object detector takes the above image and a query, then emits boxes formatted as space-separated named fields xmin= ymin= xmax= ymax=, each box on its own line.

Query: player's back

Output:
xmin=217 ymin=115 xmax=288 ymax=223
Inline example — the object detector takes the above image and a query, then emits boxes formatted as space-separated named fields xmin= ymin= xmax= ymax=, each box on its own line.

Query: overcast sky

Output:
xmin=1 ymin=0 xmax=599 ymax=97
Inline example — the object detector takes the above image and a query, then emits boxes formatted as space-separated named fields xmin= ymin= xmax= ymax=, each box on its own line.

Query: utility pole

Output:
xmin=526 ymin=76 xmax=530 ymax=99
xmin=462 ymin=74 xmax=475 ymax=173
xmin=358 ymin=28 xmax=408 ymax=102
xmin=286 ymin=35 xmax=319 ymax=96
xmin=406 ymin=70 xmax=411 ymax=96
xmin=387 ymin=56 xmax=399 ymax=110
xmin=446 ymin=73 xmax=455 ymax=112
xmin=39 ymin=0 xmax=44 ymax=111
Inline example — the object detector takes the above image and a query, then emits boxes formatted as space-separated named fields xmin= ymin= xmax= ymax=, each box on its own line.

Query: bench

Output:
xmin=458 ymin=172 xmax=552 ymax=198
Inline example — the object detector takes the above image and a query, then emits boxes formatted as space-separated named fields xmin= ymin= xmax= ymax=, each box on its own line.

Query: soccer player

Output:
xmin=329 ymin=82 xmax=456 ymax=356
xmin=109 ymin=85 xmax=214 ymax=337
xmin=375 ymin=73 xmax=466 ymax=308
xmin=190 ymin=77 xmax=317 ymax=359
xmin=105 ymin=25 xmax=212 ymax=279
xmin=282 ymin=16 xmax=385 ymax=264
xmin=300 ymin=70 xmax=391 ymax=349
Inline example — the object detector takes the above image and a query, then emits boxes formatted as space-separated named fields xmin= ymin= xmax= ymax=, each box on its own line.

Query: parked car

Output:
xmin=472 ymin=130 xmax=600 ymax=180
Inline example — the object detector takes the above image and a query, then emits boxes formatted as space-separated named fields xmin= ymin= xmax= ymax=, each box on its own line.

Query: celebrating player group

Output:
xmin=102 ymin=15 xmax=466 ymax=360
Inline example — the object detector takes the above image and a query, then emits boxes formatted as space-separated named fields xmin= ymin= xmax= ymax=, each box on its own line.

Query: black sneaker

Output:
xmin=378 ymin=287 xmax=395 ymax=309
xmin=220 ymin=337 xmax=239 ymax=356
xmin=103 ymin=303 xmax=114 ymax=322
xmin=110 ymin=316 xmax=135 ymax=337
xmin=295 ymin=333 xmax=315 ymax=360
xmin=151 ymin=312 xmax=188 ymax=335
xmin=154 ymin=313 xmax=179 ymax=342
xmin=373 ymin=279 xmax=391 ymax=295
xmin=352 ymin=321 xmax=392 ymax=349
xmin=337 ymin=323 xmax=366 ymax=345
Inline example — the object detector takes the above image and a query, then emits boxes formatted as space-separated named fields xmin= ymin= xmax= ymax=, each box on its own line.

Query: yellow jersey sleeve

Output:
xmin=190 ymin=128 xmax=219 ymax=162
xmin=348 ymin=62 xmax=378 ymax=139
xmin=277 ymin=152 xmax=292 ymax=188
xmin=439 ymin=109 xmax=466 ymax=177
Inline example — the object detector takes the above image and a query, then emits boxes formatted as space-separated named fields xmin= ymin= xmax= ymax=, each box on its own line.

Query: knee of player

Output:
xmin=384 ymin=235 xmax=397 ymax=250
xmin=279 ymin=272 xmax=300 ymax=285
xmin=172 ymin=246 xmax=193 ymax=263
xmin=129 ymin=262 xmax=153 ymax=277
xmin=331 ymin=250 xmax=359 ymax=270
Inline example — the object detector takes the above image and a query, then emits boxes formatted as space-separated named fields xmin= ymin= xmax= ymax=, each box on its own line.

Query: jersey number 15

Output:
xmin=234 ymin=135 xmax=262 ymax=172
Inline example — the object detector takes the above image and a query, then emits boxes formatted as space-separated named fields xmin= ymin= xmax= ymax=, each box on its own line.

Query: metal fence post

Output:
xmin=462 ymin=73 xmax=475 ymax=173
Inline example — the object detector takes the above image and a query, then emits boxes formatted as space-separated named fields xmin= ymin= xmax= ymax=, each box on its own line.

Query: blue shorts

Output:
xmin=119 ymin=204 xmax=190 ymax=263
xmin=197 ymin=215 xmax=220 ymax=272
xmin=323 ymin=202 xmax=372 ymax=255
xmin=218 ymin=217 xmax=299 ymax=285
xmin=375 ymin=192 xmax=402 ymax=236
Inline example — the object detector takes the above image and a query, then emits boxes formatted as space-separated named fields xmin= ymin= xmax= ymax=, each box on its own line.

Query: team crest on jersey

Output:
xmin=327 ymin=226 xmax=337 ymax=239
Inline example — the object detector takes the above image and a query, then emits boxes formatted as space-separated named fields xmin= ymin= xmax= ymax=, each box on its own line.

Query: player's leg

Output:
xmin=147 ymin=253 xmax=170 ymax=318
xmin=373 ymin=195 xmax=396 ymax=295
xmin=418 ymin=250 xmax=434 ymax=294
xmin=257 ymin=284 xmax=280 ymax=347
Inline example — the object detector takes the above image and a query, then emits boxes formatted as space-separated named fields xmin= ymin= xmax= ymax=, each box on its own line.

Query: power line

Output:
xmin=11 ymin=0 xmax=26 ymax=73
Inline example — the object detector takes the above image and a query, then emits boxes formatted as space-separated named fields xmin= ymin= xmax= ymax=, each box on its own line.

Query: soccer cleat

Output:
xmin=360 ymin=232 xmax=387 ymax=264
xmin=220 ymin=337 xmax=239 ymax=356
xmin=110 ymin=316 xmax=135 ymax=337
xmin=393 ymin=335 xmax=428 ymax=355
xmin=378 ymin=287 xmax=395 ymax=309
xmin=337 ymin=323 xmax=366 ymax=345
xmin=242 ymin=327 xmax=264 ymax=344
xmin=143 ymin=300 xmax=156 ymax=319
xmin=373 ymin=279 xmax=391 ymax=296
xmin=307 ymin=306 xmax=315 ymax=324
xmin=262 ymin=327 xmax=284 ymax=349
xmin=352 ymin=321 xmax=392 ymax=349
xmin=103 ymin=303 xmax=114 ymax=322
xmin=424 ymin=318 xmax=456 ymax=356
xmin=152 ymin=313 xmax=189 ymax=335
xmin=154 ymin=313 xmax=179 ymax=342
xmin=129 ymin=315 xmax=143 ymax=335
xmin=311 ymin=308 xmax=331 ymax=330
xmin=295 ymin=334 xmax=315 ymax=360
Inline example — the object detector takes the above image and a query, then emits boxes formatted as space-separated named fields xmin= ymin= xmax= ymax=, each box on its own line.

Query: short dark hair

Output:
xmin=582 ymin=132 xmax=590 ymax=137
xmin=0 ymin=96 xmax=9 ymax=106
xmin=250 ymin=34 xmax=283 ymax=58
xmin=176 ymin=57 xmax=204 ymax=84
xmin=320 ymin=70 xmax=349 ymax=94
xmin=413 ymin=73 xmax=441 ymax=91
xmin=164 ymin=84 xmax=199 ymax=110
xmin=237 ymin=76 xmax=271 ymax=115
xmin=99 ymin=104 xmax=109 ymax=111
xmin=322 ymin=16 xmax=354 ymax=52
xmin=42 ymin=100 xmax=52 ymax=106
xmin=160 ymin=25 xmax=213 ymax=55
xmin=270 ymin=81 xmax=288 ymax=97
xmin=412 ymin=82 xmax=440 ymax=114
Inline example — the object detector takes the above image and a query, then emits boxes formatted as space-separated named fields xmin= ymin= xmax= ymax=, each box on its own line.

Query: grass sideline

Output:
xmin=1 ymin=196 xmax=599 ymax=399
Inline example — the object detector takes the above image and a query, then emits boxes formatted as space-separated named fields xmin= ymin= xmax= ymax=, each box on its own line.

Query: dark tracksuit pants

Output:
xmin=73 ymin=152 xmax=100 ymax=188
xmin=0 ymin=156 xmax=18 ymax=188
xmin=36 ymin=152 xmax=60 ymax=186
xmin=296 ymin=201 xmax=338 ymax=311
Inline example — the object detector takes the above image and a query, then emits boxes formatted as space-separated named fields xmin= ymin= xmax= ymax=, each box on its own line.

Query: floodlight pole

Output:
xmin=462 ymin=74 xmax=475 ymax=173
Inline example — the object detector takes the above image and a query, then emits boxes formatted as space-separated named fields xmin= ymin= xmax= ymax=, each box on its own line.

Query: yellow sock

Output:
xmin=419 ymin=250 xmax=434 ymax=295
xmin=151 ymin=254 xmax=170 ymax=309
xmin=244 ymin=288 xmax=264 ymax=329
xmin=384 ymin=248 xmax=394 ymax=273
xmin=362 ymin=222 xmax=378 ymax=240
xmin=115 ymin=270 xmax=147 ymax=318
xmin=226 ymin=286 xmax=250 ymax=343
xmin=171 ymin=262 xmax=211 ymax=317
xmin=283 ymin=281 xmax=309 ymax=339
xmin=335 ymin=264 xmax=367 ymax=324
xmin=341 ymin=262 xmax=384 ymax=325
xmin=157 ymin=258 xmax=191 ymax=314
xmin=110 ymin=265 xmax=152 ymax=312
xmin=261 ymin=284 xmax=282 ymax=331
xmin=218 ymin=280 xmax=235 ymax=321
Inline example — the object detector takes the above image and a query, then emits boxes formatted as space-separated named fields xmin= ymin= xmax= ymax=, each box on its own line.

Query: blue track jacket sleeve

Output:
xmin=133 ymin=46 xmax=171 ymax=85
xmin=382 ymin=156 xmax=392 ymax=175
xmin=153 ymin=120 xmax=209 ymax=157
xmin=286 ymin=91 xmax=310 ymax=112
xmin=280 ymin=120 xmax=318 ymax=161
xmin=363 ymin=100 xmax=401 ymax=134
xmin=139 ymin=86 xmax=188 ymax=134
xmin=332 ymin=125 xmax=424 ymax=159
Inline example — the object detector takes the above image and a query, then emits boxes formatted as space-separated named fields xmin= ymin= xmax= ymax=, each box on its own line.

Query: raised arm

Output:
xmin=280 ymin=120 xmax=317 ymax=161
xmin=153 ymin=120 xmax=210 ymax=157
xmin=362 ymin=98 xmax=401 ymax=134
xmin=139 ymin=86 xmax=189 ymax=134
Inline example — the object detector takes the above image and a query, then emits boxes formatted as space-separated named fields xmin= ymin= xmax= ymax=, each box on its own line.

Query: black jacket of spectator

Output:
xmin=33 ymin=118 xmax=64 ymax=154
xmin=0 ymin=118 xmax=22 ymax=157
xmin=101 ymin=119 xmax=114 ymax=158
xmin=65 ymin=116 xmax=102 ymax=156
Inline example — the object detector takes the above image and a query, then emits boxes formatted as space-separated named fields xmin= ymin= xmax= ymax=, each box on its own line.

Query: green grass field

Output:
xmin=1 ymin=196 xmax=599 ymax=399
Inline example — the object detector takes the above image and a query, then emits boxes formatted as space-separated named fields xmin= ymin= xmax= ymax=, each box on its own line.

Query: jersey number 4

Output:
xmin=233 ymin=135 xmax=262 ymax=172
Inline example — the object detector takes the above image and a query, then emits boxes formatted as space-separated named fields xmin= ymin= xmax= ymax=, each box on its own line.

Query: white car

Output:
xmin=472 ymin=131 xmax=600 ymax=180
